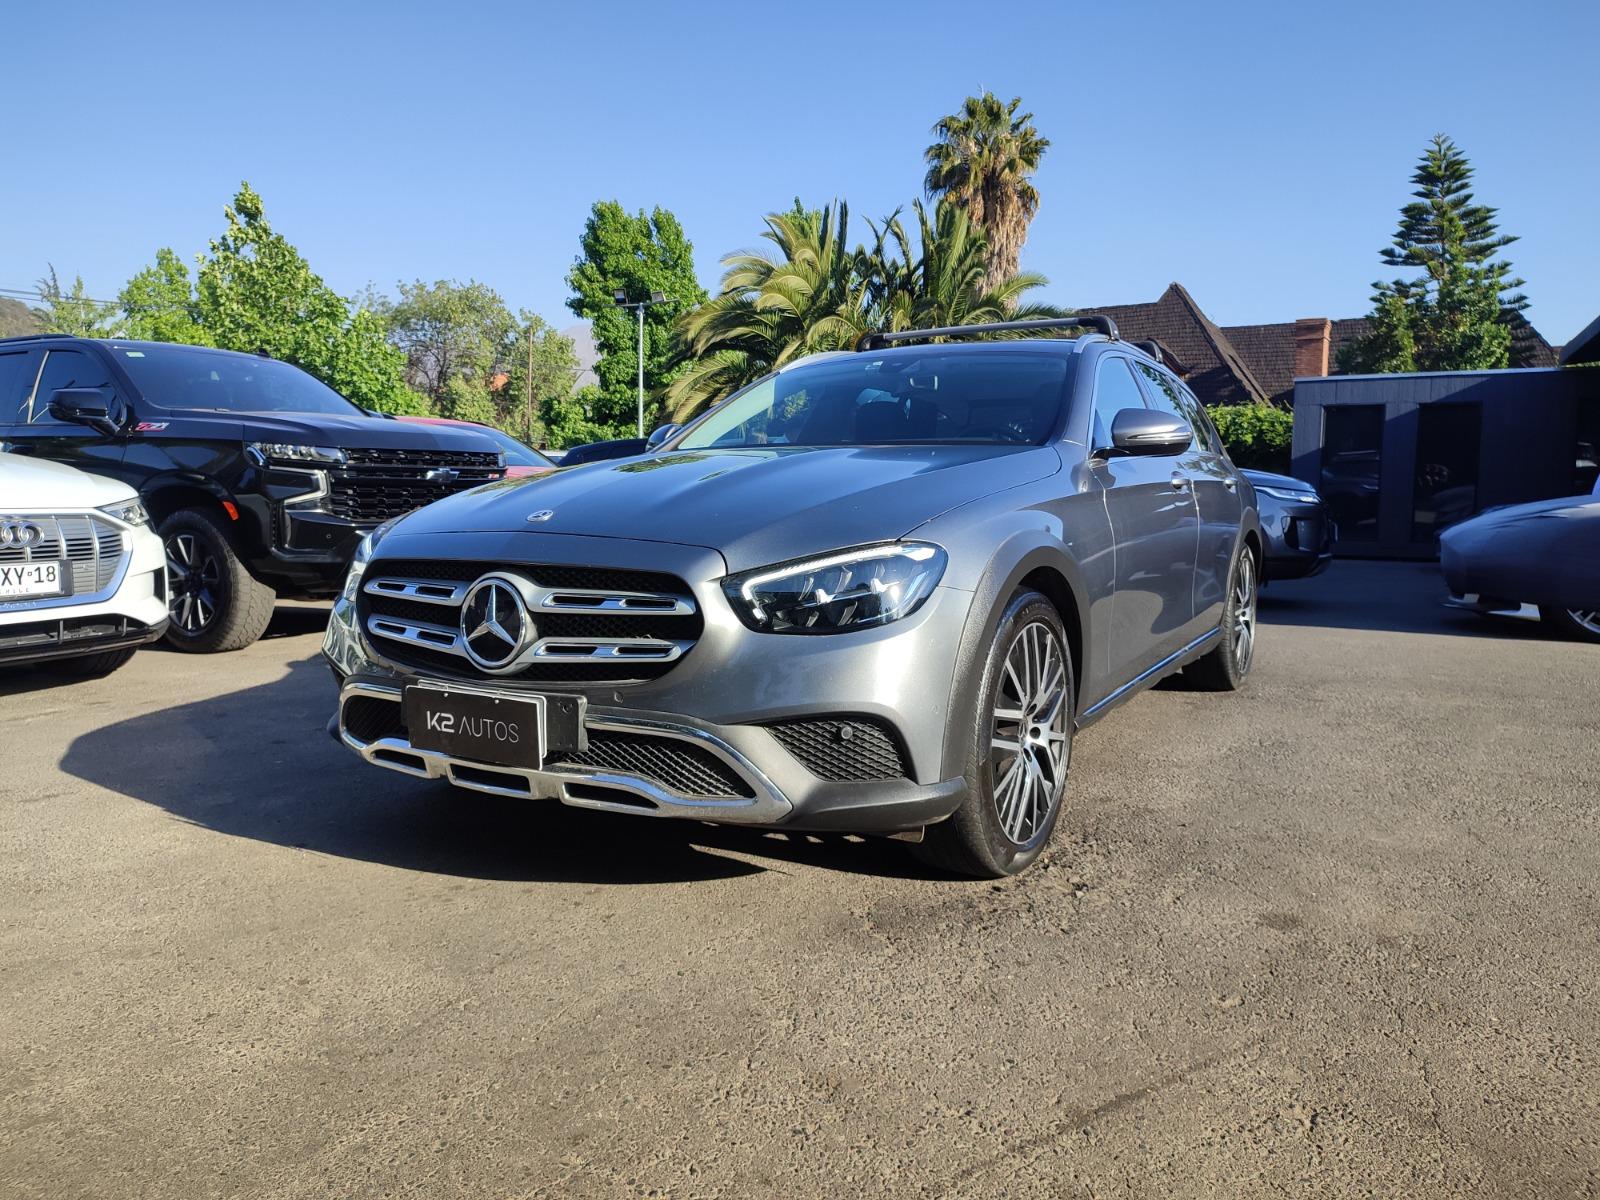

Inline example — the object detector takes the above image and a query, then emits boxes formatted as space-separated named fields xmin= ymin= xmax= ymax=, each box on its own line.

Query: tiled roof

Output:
xmin=1085 ymin=283 xmax=1269 ymax=407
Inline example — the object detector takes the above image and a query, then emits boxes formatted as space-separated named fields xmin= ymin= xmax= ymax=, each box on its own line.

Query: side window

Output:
xmin=29 ymin=349 xmax=114 ymax=425
xmin=0 ymin=351 xmax=33 ymax=420
xmin=1134 ymin=362 xmax=1198 ymax=452
xmin=1091 ymin=357 xmax=1148 ymax=449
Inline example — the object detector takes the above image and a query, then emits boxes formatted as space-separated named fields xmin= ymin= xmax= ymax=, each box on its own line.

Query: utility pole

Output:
xmin=613 ymin=289 xmax=671 ymax=438
xmin=524 ymin=322 xmax=534 ymax=445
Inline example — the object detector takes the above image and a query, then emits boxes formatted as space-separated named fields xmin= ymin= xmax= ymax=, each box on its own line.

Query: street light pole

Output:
xmin=614 ymin=289 xmax=670 ymax=438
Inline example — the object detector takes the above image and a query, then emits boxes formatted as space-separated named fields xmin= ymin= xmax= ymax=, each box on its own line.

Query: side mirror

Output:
xmin=48 ymin=388 xmax=128 ymax=436
xmin=1107 ymin=408 xmax=1191 ymax=457
xmin=645 ymin=423 xmax=683 ymax=451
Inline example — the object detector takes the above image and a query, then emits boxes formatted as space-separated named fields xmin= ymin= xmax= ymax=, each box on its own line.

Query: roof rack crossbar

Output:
xmin=854 ymin=314 xmax=1119 ymax=352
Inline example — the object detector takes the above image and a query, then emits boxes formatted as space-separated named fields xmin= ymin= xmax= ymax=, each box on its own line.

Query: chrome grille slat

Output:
xmin=359 ymin=561 xmax=701 ymax=683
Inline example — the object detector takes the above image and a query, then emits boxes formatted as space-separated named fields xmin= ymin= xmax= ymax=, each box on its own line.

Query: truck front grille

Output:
xmin=0 ymin=514 xmax=126 ymax=596
xmin=358 ymin=558 xmax=701 ymax=684
xmin=327 ymin=449 xmax=503 ymax=524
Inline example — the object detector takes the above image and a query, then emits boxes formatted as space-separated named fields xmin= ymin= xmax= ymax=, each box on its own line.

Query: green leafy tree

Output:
xmin=192 ymin=183 xmax=412 ymax=411
xmin=119 ymin=249 xmax=208 ymax=344
xmin=380 ymin=279 xmax=518 ymax=401
xmin=35 ymin=266 xmax=122 ymax=337
xmin=1209 ymin=404 xmax=1294 ymax=474
xmin=566 ymin=202 xmax=707 ymax=433
xmin=924 ymin=93 xmax=1050 ymax=295
xmin=1341 ymin=135 xmax=1525 ymax=374
xmin=500 ymin=315 xmax=579 ymax=446
xmin=540 ymin=385 xmax=621 ymax=449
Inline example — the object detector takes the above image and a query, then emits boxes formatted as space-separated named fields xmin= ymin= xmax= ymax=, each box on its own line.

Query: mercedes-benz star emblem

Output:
xmin=459 ymin=576 xmax=531 ymax=671
xmin=526 ymin=509 xmax=555 ymax=523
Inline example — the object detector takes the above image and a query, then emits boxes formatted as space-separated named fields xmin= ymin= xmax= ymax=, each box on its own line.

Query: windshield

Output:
xmin=677 ymin=349 xmax=1071 ymax=450
xmin=474 ymin=425 xmax=552 ymax=467
xmin=113 ymin=346 xmax=364 ymax=416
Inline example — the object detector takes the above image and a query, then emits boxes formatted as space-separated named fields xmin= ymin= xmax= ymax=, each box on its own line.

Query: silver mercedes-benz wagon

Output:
xmin=323 ymin=317 xmax=1261 ymax=876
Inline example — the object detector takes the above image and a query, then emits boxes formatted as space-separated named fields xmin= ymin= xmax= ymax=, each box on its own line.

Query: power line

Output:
xmin=0 ymin=285 xmax=121 ymax=308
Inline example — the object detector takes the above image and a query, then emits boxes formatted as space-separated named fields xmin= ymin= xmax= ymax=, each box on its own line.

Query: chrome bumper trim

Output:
xmin=337 ymin=680 xmax=793 ymax=825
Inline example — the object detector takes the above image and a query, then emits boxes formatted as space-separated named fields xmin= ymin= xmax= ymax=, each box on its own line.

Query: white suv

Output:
xmin=1 ymin=452 xmax=168 ymax=677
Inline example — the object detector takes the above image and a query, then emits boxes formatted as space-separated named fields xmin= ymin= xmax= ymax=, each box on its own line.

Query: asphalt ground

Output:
xmin=2 ymin=560 xmax=1597 ymax=1198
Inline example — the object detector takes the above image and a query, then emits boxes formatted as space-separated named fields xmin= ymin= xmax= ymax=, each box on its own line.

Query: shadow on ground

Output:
xmin=56 ymin=651 xmax=938 ymax=885
xmin=1260 ymin=559 xmax=1556 ymax=640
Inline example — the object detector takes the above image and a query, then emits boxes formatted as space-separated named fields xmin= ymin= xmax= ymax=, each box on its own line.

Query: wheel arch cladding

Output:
xmin=144 ymin=479 xmax=256 ymax=542
xmin=938 ymin=537 xmax=1089 ymax=782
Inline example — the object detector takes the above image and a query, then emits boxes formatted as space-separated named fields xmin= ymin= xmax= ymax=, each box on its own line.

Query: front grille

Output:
xmin=359 ymin=558 xmax=701 ymax=684
xmin=0 ymin=514 xmax=126 ymax=596
xmin=326 ymin=449 xmax=502 ymax=524
xmin=548 ymin=733 xmax=752 ymax=799
xmin=767 ymin=716 xmax=910 ymax=782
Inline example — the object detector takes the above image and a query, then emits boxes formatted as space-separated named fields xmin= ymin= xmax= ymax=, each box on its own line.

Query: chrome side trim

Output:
xmin=336 ymin=680 xmax=792 ymax=824
xmin=1078 ymin=627 xmax=1223 ymax=725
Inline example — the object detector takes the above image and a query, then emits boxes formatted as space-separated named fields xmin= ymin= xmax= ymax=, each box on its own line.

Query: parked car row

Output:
xmin=6 ymin=322 xmax=1592 ymax=874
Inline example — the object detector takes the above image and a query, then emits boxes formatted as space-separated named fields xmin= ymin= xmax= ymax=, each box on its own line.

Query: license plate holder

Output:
xmin=0 ymin=559 xmax=69 ymax=602
xmin=404 ymin=685 xmax=545 ymax=770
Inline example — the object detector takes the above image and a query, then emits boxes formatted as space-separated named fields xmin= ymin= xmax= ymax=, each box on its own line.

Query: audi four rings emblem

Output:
xmin=459 ymin=576 xmax=531 ymax=671
xmin=0 ymin=520 xmax=44 ymax=548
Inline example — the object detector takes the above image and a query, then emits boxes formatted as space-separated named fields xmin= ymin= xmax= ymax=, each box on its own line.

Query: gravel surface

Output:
xmin=3 ymin=561 xmax=1597 ymax=1198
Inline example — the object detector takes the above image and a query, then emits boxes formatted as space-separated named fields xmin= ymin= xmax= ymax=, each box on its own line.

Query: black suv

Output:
xmin=0 ymin=336 xmax=505 ymax=652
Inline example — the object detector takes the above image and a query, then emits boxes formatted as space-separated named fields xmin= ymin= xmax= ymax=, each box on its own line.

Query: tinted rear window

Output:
xmin=113 ymin=346 xmax=361 ymax=416
xmin=678 ymin=350 xmax=1071 ymax=449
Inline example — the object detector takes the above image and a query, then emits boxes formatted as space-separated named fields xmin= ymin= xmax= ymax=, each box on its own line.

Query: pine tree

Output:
xmin=1341 ymin=135 xmax=1527 ymax=373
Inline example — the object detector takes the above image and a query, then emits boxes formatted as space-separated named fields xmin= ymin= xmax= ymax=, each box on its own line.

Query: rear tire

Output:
xmin=1540 ymin=606 xmax=1600 ymax=645
xmin=160 ymin=509 xmax=276 ymax=653
xmin=914 ymin=590 xmax=1074 ymax=878
xmin=48 ymin=647 xmax=138 ymax=678
xmin=1184 ymin=543 xmax=1258 ymax=692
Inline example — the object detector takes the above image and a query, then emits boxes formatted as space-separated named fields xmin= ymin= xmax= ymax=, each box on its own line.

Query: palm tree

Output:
xmin=923 ymin=93 xmax=1050 ymax=294
xmin=864 ymin=200 xmax=1064 ymax=332
xmin=665 ymin=202 xmax=869 ymax=422
xmin=664 ymin=198 xmax=1067 ymax=424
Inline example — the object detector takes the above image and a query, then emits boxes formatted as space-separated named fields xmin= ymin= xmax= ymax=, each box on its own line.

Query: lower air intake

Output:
xmin=767 ymin=716 xmax=910 ymax=782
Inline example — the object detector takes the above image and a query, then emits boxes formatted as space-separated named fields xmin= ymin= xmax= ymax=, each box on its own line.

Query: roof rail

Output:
xmin=0 ymin=333 xmax=70 ymax=345
xmin=1131 ymin=339 xmax=1163 ymax=364
xmin=854 ymin=314 xmax=1120 ymax=353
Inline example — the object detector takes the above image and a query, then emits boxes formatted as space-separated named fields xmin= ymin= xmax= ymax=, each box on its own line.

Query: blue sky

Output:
xmin=4 ymin=0 xmax=1597 ymax=342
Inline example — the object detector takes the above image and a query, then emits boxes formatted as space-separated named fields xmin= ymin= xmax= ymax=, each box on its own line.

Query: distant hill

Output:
xmin=0 ymin=296 xmax=41 ymax=337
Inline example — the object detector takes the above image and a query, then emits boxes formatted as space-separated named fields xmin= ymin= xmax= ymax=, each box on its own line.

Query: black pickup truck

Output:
xmin=0 ymin=335 xmax=506 ymax=651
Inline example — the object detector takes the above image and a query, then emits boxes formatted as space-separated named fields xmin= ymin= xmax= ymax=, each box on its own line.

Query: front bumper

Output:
xmin=322 ymin=545 xmax=975 ymax=833
xmin=1260 ymin=503 xmax=1336 ymax=581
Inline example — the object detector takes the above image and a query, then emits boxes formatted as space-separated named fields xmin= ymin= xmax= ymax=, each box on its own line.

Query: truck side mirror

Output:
xmin=48 ymin=388 xmax=129 ymax=437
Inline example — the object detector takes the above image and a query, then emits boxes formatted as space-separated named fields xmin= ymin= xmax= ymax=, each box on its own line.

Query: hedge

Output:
xmin=1209 ymin=404 xmax=1293 ymax=474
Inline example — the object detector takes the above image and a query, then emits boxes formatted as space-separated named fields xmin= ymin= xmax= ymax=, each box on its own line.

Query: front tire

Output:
xmin=1540 ymin=606 xmax=1600 ymax=645
xmin=160 ymin=509 xmax=276 ymax=653
xmin=1184 ymin=543 xmax=1258 ymax=691
xmin=914 ymin=590 xmax=1074 ymax=878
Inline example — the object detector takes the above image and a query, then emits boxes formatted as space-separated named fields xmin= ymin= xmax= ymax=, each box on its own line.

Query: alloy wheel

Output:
xmin=1567 ymin=609 xmax=1600 ymax=637
xmin=989 ymin=620 xmax=1070 ymax=846
xmin=166 ymin=533 xmax=222 ymax=634
xmin=1233 ymin=552 xmax=1258 ymax=672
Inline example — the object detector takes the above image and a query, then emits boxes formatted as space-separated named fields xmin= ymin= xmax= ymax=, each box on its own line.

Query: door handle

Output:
xmin=1224 ymin=476 xmax=1238 ymax=491
xmin=1170 ymin=472 xmax=1190 ymax=493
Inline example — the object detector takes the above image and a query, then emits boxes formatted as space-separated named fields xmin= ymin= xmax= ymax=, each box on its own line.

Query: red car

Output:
xmin=396 ymin=417 xmax=556 ymax=478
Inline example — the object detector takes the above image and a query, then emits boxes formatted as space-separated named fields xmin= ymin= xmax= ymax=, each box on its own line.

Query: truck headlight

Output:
xmin=724 ymin=542 xmax=946 ymax=634
xmin=97 ymin=498 xmax=150 ymax=527
xmin=246 ymin=442 xmax=349 ymax=467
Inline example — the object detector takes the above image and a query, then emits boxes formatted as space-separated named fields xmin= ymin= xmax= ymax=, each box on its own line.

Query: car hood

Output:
xmin=392 ymin=444 xmax=1061 ymax=572
xmin=1440 ymin=494 xmax=1600 ymax=546
xmin=146 ymin=410 xmax=504 ymax=453
xmin=1240 ymin=468 xmax=1316 ymax=493
xmin=0 ymin=451 xmax=137 ymax=508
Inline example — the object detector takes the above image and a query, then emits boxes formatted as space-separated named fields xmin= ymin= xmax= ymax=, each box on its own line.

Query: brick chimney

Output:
xmin=1293 ymin=317 xmax=1332 ymax=378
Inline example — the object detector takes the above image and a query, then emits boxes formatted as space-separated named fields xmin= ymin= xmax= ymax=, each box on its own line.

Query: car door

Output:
xmin=1087 ymin=354 xmax=1199 ymax=685
xmin=1134 ymin=361 xmax=1239 ymax=635
xmin=5 ymin=345 xmax=131 ymax=483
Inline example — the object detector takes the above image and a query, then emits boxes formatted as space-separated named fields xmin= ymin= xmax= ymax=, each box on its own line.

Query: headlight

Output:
xmin=246 ymin=442 xmax=349 ymax=466
xmin=340 ymin=517 xmax=400 ymax=603
xmin=98 ymin=498 xmax=150 ymax=527
xmin=1256 ymin=485 xmax=1321 ymax=504
xmin=724 ymin=542 xmax=947 ymax=634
